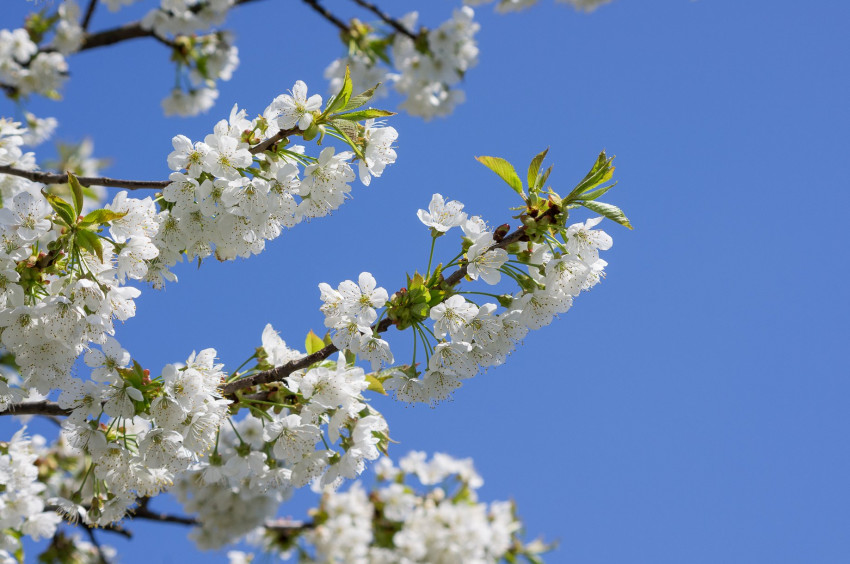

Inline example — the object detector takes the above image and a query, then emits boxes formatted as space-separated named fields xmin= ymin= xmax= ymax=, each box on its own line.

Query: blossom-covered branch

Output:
xmin=221 ymin=224 xmax=529 ymax=397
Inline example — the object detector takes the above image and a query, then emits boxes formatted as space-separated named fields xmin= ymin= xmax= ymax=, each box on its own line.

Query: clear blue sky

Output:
xmin=3 ymin=0 xmax=849 ymax=562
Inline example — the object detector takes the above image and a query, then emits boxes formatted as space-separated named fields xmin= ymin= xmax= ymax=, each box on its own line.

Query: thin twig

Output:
xmin=0 ymin=165 xmax=169 ymax=190
xmin=84 ymin=526 xmax=109 ymax=564
xmin=81 ymin=0 xmax=99 ymax=32
xmin=222 ymin=225 xmax=529 ymax=397
xmin=350 ymin=0 xmax=417 ymax=40
xmin=301 ymin=0 xmax=350 ymax=34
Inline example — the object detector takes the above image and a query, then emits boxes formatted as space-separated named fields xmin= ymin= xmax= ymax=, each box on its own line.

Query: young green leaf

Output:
xmin=475 ymin=156 xmax=524 ymax=196
xmin=305 ymin=330 xmax=325 ymax=355
xmin=332 ymin=108 xmax=396 ymax=121
xmin=527 ymin=148 xmax=549 ymax=192
xmin=343 ymin=83 xmax=382 ymax=111
xmin=80 ymin=208 xmax=127 ymax=227
xmin=67 ymin=172 xmax=85 ymax=216
xmin=365 ymin=374 xmax=387 ymax=395
xmin=580 ymin=180 xmax=618 ymax=202
xmin=566 ymin=151 xmax=615 ymax=202
xmin=329 ymin=118 xmax=359 ymax=143
xmin=42 ymin=191 xmax=76 ymax=226
xmin=75 ymin=229 xmax=105 ymax=261
xmin=324 ymin=65 xmax=354 ymax=115
xmin=581 ymin=200 xmax=633 ymax=229
xmin=328 ymin=122 xmax=364 ymax=159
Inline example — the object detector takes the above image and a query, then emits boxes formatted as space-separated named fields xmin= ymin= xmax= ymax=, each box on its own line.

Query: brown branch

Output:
xmin=350 ymin=0 xmax=417 ymax=40
xmin=133 ymin=506 xmax=198 ymax=526
xmin=131 ymin=505 xmax=312 ymax=537
xmin=0 ymin=400 xmax=71 ymax=417
xmin=250 ymin=127 xmax=300 ymax=155
xmin=301 ymin=0 xmax=351 ymax=34
xmin=222 ymin=224 xmax=529 ymax=398
xmin=78 ymin=22 xmax=153 ymax=51
xmin=0 ymin=165 xmax=169 ymax=190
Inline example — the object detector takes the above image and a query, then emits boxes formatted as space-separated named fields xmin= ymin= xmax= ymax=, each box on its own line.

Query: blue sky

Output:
xmin=3 ymin=0 xmax=850 ymax=562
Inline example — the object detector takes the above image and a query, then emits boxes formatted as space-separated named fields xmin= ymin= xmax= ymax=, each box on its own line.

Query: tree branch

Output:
xmin=301 ymin=0 xmax=351 ymax=34
xmin=222 ymin=224 xmax=529 ymax=397
xmin=132 ymin=506 xmax=198 ymax=526
xmin=350 ymin=0 xmax=417 ymax=40
xmin=0 ymin=165 xmax=169 ymax=190
xmin=131 ymin=505 xmax=312 ymax=537
xmin=78 ymin=22 xmax=154 ymax=51
xmin=0 ymin=400 xmax=71 ymax=417
xmin=250 ymin=127 xmax=300 ymax=155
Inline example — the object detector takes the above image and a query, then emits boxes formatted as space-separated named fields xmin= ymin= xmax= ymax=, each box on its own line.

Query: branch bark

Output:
xmin=250 ymin=127 xmax=300 ymax=155
xmin=301 ymin=0 xmax=351 ymax=34
xmin=0 ymin=400 xmax=71 ymax=417
xmin=130 ymin=505 xmax=312 ymax=536
xmin=0 ymin=166 xmax=169 ymax=190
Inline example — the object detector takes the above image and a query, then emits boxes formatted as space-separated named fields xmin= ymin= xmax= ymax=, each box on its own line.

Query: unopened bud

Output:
xmin=494 ymin=223 xmax=510 ymax=242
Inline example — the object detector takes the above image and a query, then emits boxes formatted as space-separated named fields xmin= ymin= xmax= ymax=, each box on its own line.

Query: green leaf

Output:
xmin=329 ymin=118 xmax=358 ymax=143
xmin=80 ymin=208 xmax=127 ymax=226
xmin=75 ymin=229 xmax=104 ymax=261
xmin=527 ymin=147 xmax=549 ymax=192
xmin=325 ymin=65 xmax=354 ymax=115
xmin=67 ymin=172 xmax=84 ymax=216
xmin=343 ymin=83 xmax=381 ymax=111
xmin=538 ymin=164 xmax=553 ymax=190
xmin=328 ymin=121 xmax=363 ymax=159
xmin=332 ymin=108 xmax=396 ymax=121
xmin=566 ymin=151 xmax=615 ymax=202
xmin=344 ymin=350 xmax=357 ymax=366
xmin=581 ymin=200 xmax=633 ymax=229
xmin=365 ymin=374 xmax=387 ymax=395
xmin=305 ymin=330 xmax=325 ymax=355
xmin=581 ymin=180 xmax=618 ymax=202
xmin=42 ymin=191 xmax=76 ymax=226
xmin=475 ymin=156 xmax=524 ymax=196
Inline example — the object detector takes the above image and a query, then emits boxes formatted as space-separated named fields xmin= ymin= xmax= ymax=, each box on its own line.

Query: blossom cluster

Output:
xmin=0 ymin=77 xmax=397 ymax=545
xmin=319 ymin=272 xmax=394 ymax=370
xmin=0 ymin=0 xmax=240 ymax=116
xmin=325 ymin=7 xmax=480 ymax=120
xmin=162 ymin=323 xmax=389 ymax=548
xmin=229 ymin=451 xmax=547 ymax=563
xmin=0 ymin=18 xmax=73 ymax=99
xmin=161 ymin=31 xmax=240 ymax=117
xmin=0 ymin=427 xmax=63 ymax=559
xmin=0 ymin=183 xmax=156 ymax=402
xmin=157 ymin=83 xmax=397 ymax=268
xmin=317 ymin=189 xmax=613 ymax=407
